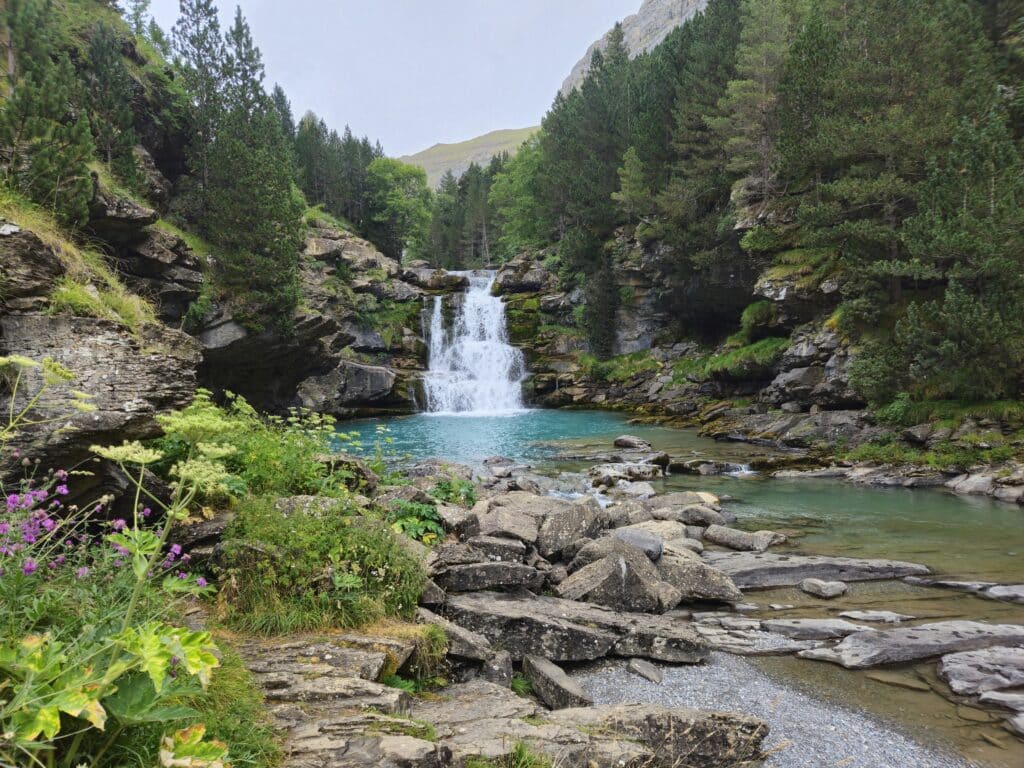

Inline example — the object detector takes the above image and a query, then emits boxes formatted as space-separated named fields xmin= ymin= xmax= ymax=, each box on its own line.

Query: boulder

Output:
xmin=938 ymin=646 xmax=1024 ymax=695
xmin=114 ymin=229 xmax=204 ymax=322
xmin=655 ymin=546 xmax=743 ymax=604
xmin=416 ymin=607 xmax=492 ymax=662
xmin=839 ymin=610 xmax=913 ymax=624
xmin=800 ymin=578 xmax=848 ymax=599
xmin=652 ymin=504 xmax=727 ymax=527
xmin=619 ymin=520 xmax=688 ymax=542
xmin=703 ymin=551 xmax=929 ymax=589
xmin=0 ymin=227 xmax=65 ymax=311
xmin=466 ymin=535 xmax=526 ymax=562
xmin=800 ymin=621 xmax=1024 ymax=669
xmin=557 ymin=548 xmax=680 ymax=613
xmin=590 ymin=462 xmax=662 ymax=487
xmin=296 ymin=360 xmax=397 ymax=411
xmin=609 ymin=480 xmax=657 ymax=499
xmin=569 ymin=537 xmax=653 ymax=572
xmin=979 ymin=690 xmax=1024 ymax=712
xmin=614 ymin=435 xmax=652 ymax=449
xmin=610 ymin=528 xmax=663 ymax=560
xmin=435 ymin=562 xmax=544 ymax=593
xmin=443 ymin=591 xmax=707 ymax=664
xmin=480 ymin=650 xmax=513 ymax=687
xmin=985 ymin=584 xmax=1024 ymax=605
xmin=703 ymin=525 xmax=786 ymax=553
xmin=644 ymin=491 xmax=720 ymax=510
xmin=761 ymin=618 xmax=874 ymax=641
xmin=436 ymin=504 xmax=480 ymax=539
xmin=86 ymin=184 xmax=158 ymax=240
xmin=522 ymin=655 xmax=593 ymax=709
xmin=536 ymin=497 xmax=603 ymax=559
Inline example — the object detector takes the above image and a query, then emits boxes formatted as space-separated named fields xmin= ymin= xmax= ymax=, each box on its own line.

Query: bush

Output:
xmin=386 ymin=501 xmax=445 ymax=545
xmin=578 ymin=351 xmax=661 ymax=383
xmin=217 ymin=496 xmax=425 ymax=635
xmin=672 ymin=337 xmax=790 ymax=383
xmin=431 ymin=477 xmax=477 ymax=507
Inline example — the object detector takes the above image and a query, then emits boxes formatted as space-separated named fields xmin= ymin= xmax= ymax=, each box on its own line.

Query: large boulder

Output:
xmin=113 ymin=229 xmax=204 ymax=323
xmin=536 ymin=496 xmax=603 ymax=559
xmin=557 ymin=547 xmax=680 ymax=613
xmin=297 ymin=360 xmax=397 ymax=412
xmin=0 ymin=226 xmax=65 ymax=312
xmin=434 ymin=562 xmax=545 ymax=593
xmin=655 ymin=545 xmax=743 ymax=603
xmin=522 ymin=655 xmax=593 ymax=710
xmin=800 ymin=621 xmax=1024 ymax=669
xmin=86 ymin=184 xmax=158 ymax=241
xmin=703 ymin=525 xmax=786 ymax=553
xmin=703 ymin=551 xmax=929 ymax=589
xmin=938 ymin=646 xmax=1024 ymax=696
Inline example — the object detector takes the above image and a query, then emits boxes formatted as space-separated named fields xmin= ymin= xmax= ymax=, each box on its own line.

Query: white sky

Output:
xmin=149 ymin=0 xmax=640 ymax=156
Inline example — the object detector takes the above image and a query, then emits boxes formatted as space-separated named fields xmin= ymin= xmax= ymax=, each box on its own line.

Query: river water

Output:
xmin=342 ymin=409 xmax=1024 ymax=765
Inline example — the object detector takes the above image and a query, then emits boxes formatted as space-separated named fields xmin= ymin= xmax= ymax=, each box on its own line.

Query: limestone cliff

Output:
xmin=561 ymin=0 xmax=709 ymax=96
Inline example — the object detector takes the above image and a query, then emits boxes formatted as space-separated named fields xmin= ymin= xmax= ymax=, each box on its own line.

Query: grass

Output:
xmin=884 ymin=399 xmax=1024 ymax=429
xmin=303 ymin=204 xmax=353 ymax=232
xmin=400 ymin=126 xmax=540 ymax=187
xmin=845 ymin=436 xmax=1019 ymax=471
xmin=465 ymin=743 xmax=552 ymax=768
xmin=578 ymin=351 xmax=661 ymax=383
xmin=155 ymin=218 xmax=215 ymax=257
xmin=0 ymin=187 xmax=157 ymax=332
xmin=672 ymin=337 xmax=790 ymax=383
xmin=510 ymin=673 xmax=534 ymax=697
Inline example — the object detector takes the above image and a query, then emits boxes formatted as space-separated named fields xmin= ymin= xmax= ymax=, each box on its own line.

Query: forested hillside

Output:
xmin=481 ymin=0 xmax=1024 ymax=409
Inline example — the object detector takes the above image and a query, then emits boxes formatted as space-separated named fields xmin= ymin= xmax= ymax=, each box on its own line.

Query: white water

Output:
xmin=422 ymin=271 xmax=527 ymax=415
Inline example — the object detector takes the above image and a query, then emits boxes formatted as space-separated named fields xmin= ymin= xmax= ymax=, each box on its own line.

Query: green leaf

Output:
xmin=104 ymin=674 xmax=197 ymax=726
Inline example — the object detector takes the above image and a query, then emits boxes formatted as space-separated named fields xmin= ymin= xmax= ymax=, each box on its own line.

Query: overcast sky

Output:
xmin=149 ymin=0 xmax=640 ymax=157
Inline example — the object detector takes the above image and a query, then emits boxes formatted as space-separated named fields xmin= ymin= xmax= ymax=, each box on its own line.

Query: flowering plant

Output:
xmin=0 ymin=356 xmax=232 ymax=767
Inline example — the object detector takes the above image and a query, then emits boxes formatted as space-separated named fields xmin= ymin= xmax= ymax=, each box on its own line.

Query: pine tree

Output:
xmin=224 ymin=7 xmax=264 ymax=117
xmin=147 ymin=18 xmax=172 ymax=58
xmin=173 ymin=0 xmax=227 ymax=194
xmin=86 ymin=22 xmax=140 ymax=185
xmin=270 ymin=83 xmax=295 ymax=141
xmin=122 ymin=0 xmax=151 ymax=35
xmin=612 ymin=146 xmax=654 ymax=222
xmin=0 ymin=0 xmax=94 ymax=225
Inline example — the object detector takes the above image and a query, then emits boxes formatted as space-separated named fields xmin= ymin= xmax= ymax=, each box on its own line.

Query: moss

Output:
xmin=367 ymin=716 xmax=437 ymax=742
xmin=672 ymin=337 xmax=790 ymax=383
xmin=578 ymin=351 xmax=661 ymax=383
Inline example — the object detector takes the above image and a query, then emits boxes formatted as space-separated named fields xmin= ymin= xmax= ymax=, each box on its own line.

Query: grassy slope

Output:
xmin=399 ymin=126 xmax=539 ymax=187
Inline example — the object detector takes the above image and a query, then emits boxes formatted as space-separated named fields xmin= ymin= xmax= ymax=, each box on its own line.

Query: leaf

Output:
xmin=104 ymin=673 xmax=198 ymax=726
xmin=13 ymin=705 xmax=61 ymax=741
xmin=159 ymin=724 xmax=230 ymax=767
xmin=115 ymin=623 xmax=172 ymax=692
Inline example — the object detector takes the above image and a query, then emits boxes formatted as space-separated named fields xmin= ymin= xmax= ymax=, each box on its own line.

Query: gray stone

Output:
xmin=536 ymin=497 xmax=603 ymax=559
xmin=800 ymin=621 xmax=1024 ymax=669
xmin=480 ymin=650 xmax=513 ymax=687
xmin=839 ymin=610 xmax=914 ymax=624
xmin=938 ymin=646 xmax=1024 ymax=695
xmin=761 ymin=618 xmax=874 ymax=640
xmin=656 ymin=545 xmax=743 ymax=604
xmin=652 ymin=504 xmax=727 ymax=527
xmin=416 ymin=608 xmax=492 ymax=662
xmin=435 ymin=562 xmax=544 ymax=593
xmin=800 ymin=578 xmax=848 ymax=599
xmin=476 ymin=505 xmax=539 ymax=544
xmin=979 ymin=690 xmax=1024 ymax=712
xmin=703 ymin=525 xmax=786 ymax=553
xmin=984 ymin=584 xmax=1024 ymax=604
xmin=523 ymin=655 xmax=593 ymax=709
xmin=557 ymin=548 xmax=680 ymax=614
xmin=627 ymin=658 xmax=663 ymax=684
xmin=614 ymin=435 xmax=652 ymax=449
xmin=619 ymin=519 xmax=688 ymax=542
xmin=569 ymin=537 xmax=652 ymax=572
xmin=703 ymin=551 xmax=929 ymax=589
xmin=418 ymin=580 xmax=446 ymax=607
xmin=609 ymin=528 xmax=663 ymax=560
xmin=1007 ymin=713 xmax=1024 ymax=738
xmin=609 ymin=480 xmax=657 ymax=499
xmin=466 ymin=535 xmax=526 ymax=562
xmin=590 ymin=462 xmax=663 ymax=487
xmin=435 ymin=504 xmax=480 ymax=538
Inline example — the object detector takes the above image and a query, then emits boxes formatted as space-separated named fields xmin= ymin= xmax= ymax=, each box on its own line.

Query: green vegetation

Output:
xmin=509 ymin=674 xmax=534 ymax=697
xmin=431 ymin=477 xmax=477 ymax=507
xmin=579 ymin=351 xmax=661 ymax=383
xmin=385 ymin=501 xmax=445 ymax=545
xmin=427 ymin=156 xmax=507 ymax=269
xmin=465 ymin=742 xmax=552 ymax=768
xmin=673 ymin=337 xmax=791 ymax=383
xmin=845 ymin=436 xmax=1018 ymax=472
xmin=217 ymin=494 xmax=425 ymax=636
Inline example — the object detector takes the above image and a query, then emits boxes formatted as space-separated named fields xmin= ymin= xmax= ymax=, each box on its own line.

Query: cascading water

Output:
xmin=422 ymin=271 xmax=527 ymax=414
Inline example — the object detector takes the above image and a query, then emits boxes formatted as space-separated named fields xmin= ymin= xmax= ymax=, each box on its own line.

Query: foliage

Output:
xmin=672 ymin=337 xmax=790 ymax=382
xmin=431 ymin=477 xmax=477 ymax=507
xmin=0 ymin=356 xmax=237 ymax=767
xmin=845 ymin=436 xmax=1017 ymax=472
xmin=217 ymin=496 xmax=425 ymax=635
xmin=428 ymin=156 xmax=507 ymax=269
xmin=385 ymin=501 xmax=444 ymax=545
xmin=85 ymin=21 xmax=140 ymax=186
xmin=0 ymin=0 xmax=95 ymax=226
xmin=364 ymin=157 xmax=432 ymax=260
xmin=578 ymin=351 xmax=661 ymax=383
xmin=465 ymin=743 xmax=552 ymax=768
xmin=509 ymin=674 xmax=533 ymax=698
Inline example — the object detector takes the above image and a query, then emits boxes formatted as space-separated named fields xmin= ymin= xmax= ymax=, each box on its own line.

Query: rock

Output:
xmin=86 ymin=184 xmax=158 ymax=240
xmin=800 ymin=578 xmax=848 ymax=599
xmin=619 ymin=519 xmax=688 ymax=541
xmin=984 ymin=584 xmax=1024 ymax=604
xmin=703 ymin=525 xmax=786 ymax=553
xmin=536 ymin=497 xmax=603 ymax=559
xmin=644 ymin=491 xmax=720 ymax=510
xmin=418 ymin=580 xmax=446 ymax=607
xmin=0 ymin=228 xmax=65 ymax=311
xmin=610 ymin=528 xmax=663 ymax=560
xmin=655 ymin=547 xmax=743 ymax=604
xmin=297 ymin=360 xmax=397 ymax=411
xmin=609 ymin=480 xmax=657 ymax=499
xmin=416 ymin=608 xmax=492 ymax=662
xmin=466 ymin=535 xmax=526 ymax=562
xmin=435 ymin=504 xmax=480 ymax=539
xmin=544 ymin=704 xmax=768 ymax=768
xmin=979 ymin=690 xmax=1024 ymax=712
xmin=569 ymin=537 xmax=654 ymax=572
xmin=761 ymin=618 xmax=874 ymax=640
xmin=114 ymin=229 xmax=204 ymax=323
xmin=614 ymin=435 xmax=652 ymax=449
xmin=627 ymin=658 xmax=663 ymax=684
xmin=839 ymin=610 xmax=914 ymax=624
xmin=480 ymin=650 xmax=513 ymax=687
xmin=0 ymin=316 xmax=200 ymax=475
xmin=590 ymin=462 xmax=662 ymax=487
xmin=557 ymin=548 xmax=679 ymax=613
xmin=434 ymin=562 xmax=544 ymax=593
xmin=651 ymin=504 xmax=727 ymax=527
xmin=938 ymin=646 xmax=1024 ymax=695
xmin=444 ymin=591 xmax=707 ymax=664
xmin=799 ymin=621 xmax=1024 ymax=669
xmin=523 ymin=655 xmax=593 ymax=709
xmin=703 ymin=551 xmax=929 ymax=589
xmin=1007 ymin=713 xmax=1024 ymax=738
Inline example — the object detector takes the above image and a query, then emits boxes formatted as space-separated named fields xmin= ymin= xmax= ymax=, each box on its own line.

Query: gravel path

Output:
xmin=576 ymin=653 xmax=976 ymax=768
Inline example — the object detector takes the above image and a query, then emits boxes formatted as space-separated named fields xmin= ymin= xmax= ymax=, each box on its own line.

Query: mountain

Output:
xmin=400 ymin=126 xmax=539 ymax=187
xmin=560 ymin=0 xmax=708 ymax=95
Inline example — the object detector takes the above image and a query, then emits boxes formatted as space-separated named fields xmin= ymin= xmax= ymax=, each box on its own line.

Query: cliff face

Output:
xmin=561 ymin=0 xmax=709 ymax=96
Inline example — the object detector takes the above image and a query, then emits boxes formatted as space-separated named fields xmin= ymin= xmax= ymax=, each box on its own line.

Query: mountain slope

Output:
xmin=561 ymin=0 xmax=708 ymax=95
xmin=400 ymin=126 xmax=538 ymax=187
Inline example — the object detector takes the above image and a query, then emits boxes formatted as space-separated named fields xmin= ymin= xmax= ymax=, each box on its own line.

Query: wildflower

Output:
xmin=170 ymin=543 xmax=182 ymax=556
xmin=111 ymin=519 xmax=127 ymax=531
xmin=55 ymin=485 xmax=68 ymax=496
xmin=76 ymin=567 xmax=89 ymax=579
xmin=54 ymin=470 xmax=68 ymax=481
xmin=91 ymin=441 xmax=164 ymax=465
xmin=196 ymin=576 xmax=208 ymax=588
xmin=141 ymin=507 xmax=152 ymax=518
xmin=0 ymin=522 xmax=9 ymax=535
xmin=22 ymin=560 xmax=37 ymax=576
xmin=177 ymin=571 xmax=188 ymax=580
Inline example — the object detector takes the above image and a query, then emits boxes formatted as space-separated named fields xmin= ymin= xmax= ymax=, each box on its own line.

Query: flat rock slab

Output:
xmin=236 ymin=638 xmax=388 ymax=681
xmin=938 ymin=646 xmax=1024 ymax=695
xmin=985 ymin=584 xmax=1024 ymax=604
xmin=434 ymin=562 xmax=544 ymax=593
xmin=444 ymin=591 xmax=708 ymax=663
xmin=979 ymin=690 xmax=1024 ymax=712
xmin=761 ymin=618 xmax=874 ymax=641
xmin=703 ymin=525 xmax=786 ymax=553
xmin=627 ymin=658 xmax=663 ymax=683
xmin=799 ymin=621 xmax=1024 ymax=669
xmin=840 ymin=610 xmax=914 ymax=624
xmin=801 ymin=578 xmax=848 ymax=599
xmin=416 ymin=607 xmax=492 ymax=662
xmin=523 ymin=655 xmax=593 ymax=709
xmin=703 ymin=551 xmax=929 ymax=589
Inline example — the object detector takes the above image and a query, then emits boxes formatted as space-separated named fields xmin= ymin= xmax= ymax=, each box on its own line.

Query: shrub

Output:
xmin=431 ymin=477 xmax=477 ymax=507
xmin=386 ymin=501 xmax=445 ymax=545
xmin=578 ymin=351 xmax=661 ymax=383
xmin=217 ymin=496 xmax=425 ymax=635
xmin=672 ymin=337 xmax=790 ymax=383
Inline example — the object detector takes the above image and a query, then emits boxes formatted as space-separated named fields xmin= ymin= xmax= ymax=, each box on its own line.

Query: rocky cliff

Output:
xmin=561 ymin=0 xmax=709 ymax=95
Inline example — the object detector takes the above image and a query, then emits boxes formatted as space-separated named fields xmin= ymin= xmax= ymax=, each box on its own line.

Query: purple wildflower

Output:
xmin=196 ymin=577 xmax=208 ymax=588
xmin=111 ymin=519 xmax=127 ymax=531
xmin=55 ymin=485 xmax=68 ymax=496
xmin=76 ymin=567 xmax=89 ymax=579
xmin=22 ymin=560 xmax=37 ymax=576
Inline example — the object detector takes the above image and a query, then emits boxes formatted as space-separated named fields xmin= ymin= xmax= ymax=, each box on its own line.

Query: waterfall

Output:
xmin=422 ymin=270 xmax=527 ymax=415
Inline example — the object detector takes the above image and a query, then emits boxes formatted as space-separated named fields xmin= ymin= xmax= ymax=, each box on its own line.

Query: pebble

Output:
xmin=576 ymin=653 xmax=975 ymax=768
